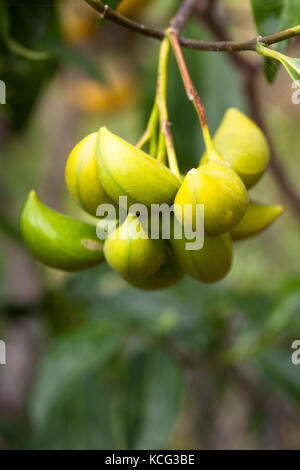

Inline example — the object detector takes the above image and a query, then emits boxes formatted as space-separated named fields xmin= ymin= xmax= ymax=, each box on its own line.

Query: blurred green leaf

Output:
xmin=116 ymin=349 xmax=183 ymax=450
xmin=258 ymin=350 xmax=300 ymax=407
xmin=0 ymin=0 xmax=9 ymax=38
xmin=46 ymin=41 xmax=105 ymax=82
xmin=34 ymin=374 xmax=114 ymax=450
xmin=0 ymin=0 xmax=59 ymax=129
xmin=30 ymin=322 xmax=124 ymax=430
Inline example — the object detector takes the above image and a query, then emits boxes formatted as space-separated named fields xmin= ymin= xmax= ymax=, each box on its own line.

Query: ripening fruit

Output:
xmin=104 ymin=214 xmax=167 ymax=279
xmin=20 ymin=191 xmax=104 ymax=271
xmin=117 ymin=0 xmax=149 ymax=17
xmin=174 ymin=163 xmax=248 ymax=236
xmin=230 ymin=200 xmax=284 ymax=241
xmin=125 ymin=252 xmax=183 ymax=290
xmin=170 ymin=222 xmax=232 ymax=283
xmin=65 ymin=133 xmax=116 ymax=216
xmin=201 ymin=108 xmax=270 ymax=189
xmin=66 ymin=74 xmax=137 ymax=114
xmin=96 ymin=127 xmax=181 ymax=208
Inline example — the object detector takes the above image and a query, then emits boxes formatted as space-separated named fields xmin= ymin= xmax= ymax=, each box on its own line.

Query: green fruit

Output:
xmin=96 ymin=127 xmax=181 ymax=208
xmin=20 ymin=191 xmax=104 ymax=271
xmin=170 ymin=221 xmax=232 ymax=283
xmin=174 ymin=163 xmax=248 ymax=236
xmin=201 ymin=108 xmax=270 ymax=189
xmin=65 ymin=132 xmax=116 ymax=216
xmin=125 ymin=252 xmax=183 ymax=290
xmin=230 ymin=200 xmax=284 ymax=241
xmin=104 ymin=214 xmax=167 ymax=279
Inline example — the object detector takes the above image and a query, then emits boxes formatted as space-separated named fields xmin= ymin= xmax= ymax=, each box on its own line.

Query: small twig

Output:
xmin=84 ymin=0 xmax=300 ymax=52
xmin=170 ymin=0 xmax=197 ymax=35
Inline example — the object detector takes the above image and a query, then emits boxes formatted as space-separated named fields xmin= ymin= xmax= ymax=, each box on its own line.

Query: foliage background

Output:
xmin=0 ymin=0 xmax=300 ymax=449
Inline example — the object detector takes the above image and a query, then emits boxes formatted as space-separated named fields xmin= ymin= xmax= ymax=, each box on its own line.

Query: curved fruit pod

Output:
xmin=20 ymin=191 xmax=104 ymax=271
xmin=174 ymin=163 xmax=248 ymax=236
xmin=201 ymin=108 xmax=270 ymax=189
xmin=230 ymin=200 xmax=284 ymax=241
xmin=125 ymin=252 xmax=183 ymax=290
xmin=96 ymin=127 xmax=181 ymax=208
xmin=65 ymin=132 xmax=117 ymax=216
xmin=170 ymin=222 xmax=232 ymax=283
xmin=104 ymin=214 xmax=167 ymax=280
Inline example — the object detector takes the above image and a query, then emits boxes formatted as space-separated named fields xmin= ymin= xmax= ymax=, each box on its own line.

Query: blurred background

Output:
xmin=0 ymin=0 xmax=300 ymax=450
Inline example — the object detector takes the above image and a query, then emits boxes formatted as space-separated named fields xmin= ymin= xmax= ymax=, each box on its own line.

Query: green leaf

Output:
xmin=33 ymin=374 xmax=114 ymax=450
xmin=0 ymin=0 xmax=60 ymax=129
xmin=257 ymin=351 xmax=300 ymax=407
xmin=251 ymin=0 xmax=300 ymax=82
xmin=20 ymin=190 xmax=105 ymax=272
xmin=30 ymin=322 xmax=123 ymax=431
xmin=135 ymin=350 xmax=182 ymax=449
xmin=256 ymin=43 xmax=300 ymax=86
xmin=250 ymin=0 xmax=284 ymax=36
xmin=117 ymin=349 xmax=183 ymax=450
xmin=46 ymin=41 xmax=105 ymax=82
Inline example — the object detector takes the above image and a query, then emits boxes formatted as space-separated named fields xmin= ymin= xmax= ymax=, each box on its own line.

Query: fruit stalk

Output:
xmin=156 ymin=36 xmax=181 ymax=178
xmin=136 ymin=101 xmax=159 ymax=154
xmin=168 ymin=28 xmax=226 ymax=163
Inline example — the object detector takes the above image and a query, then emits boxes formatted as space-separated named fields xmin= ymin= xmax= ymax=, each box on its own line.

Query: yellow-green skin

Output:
xmin=201 ymin=108 xmax=270 ymax=189
xmin=20 ymin=190 xmax=104 ymax=272
xmin=170 ymin=226 xmax=232 ymax=283
xmin=104 ymin=214 xmax=167 ymax=280
xmin=124 ymin=252 xmax=183 ymax=290
xmin=230 ymin=200 xmax=284 ymax=241
xmin=174 ymin=163 xmax=248 ymax=236
xmin=96 ymin=127 xmax=181 ymax=208
xmin=65 ymin=132 xmax=116 ymax=216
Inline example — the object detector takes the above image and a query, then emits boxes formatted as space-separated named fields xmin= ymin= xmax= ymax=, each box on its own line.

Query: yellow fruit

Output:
xmin=125 ymin=253 xmax=183 ymax=290
xmin=65 ymin=133 xmax=116 ymax=217
xmin=230 ymin=200 xmax=284 ymax=241
xmin=201 ymin=108 xmax=270 ymax=189
xmin=170 ymin=222 xmax=232 ymax=283
xmin=96 ymin=127 xmax=181 ymax=208
xmin=104 ymin=214 xmax=167 ymax=279
xmin=174 ymin=163 xmax=248 ymax=236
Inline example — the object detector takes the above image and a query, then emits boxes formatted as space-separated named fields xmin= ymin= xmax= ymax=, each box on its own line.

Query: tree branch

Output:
xmin=84 ymin=0 xmax=300 ymax=52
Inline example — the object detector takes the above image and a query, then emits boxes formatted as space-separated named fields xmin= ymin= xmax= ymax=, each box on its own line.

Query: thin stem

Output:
xmin=84 ymin=1 xmax=300 ymax=52
xmin=156 ymin=36 xmax=181 ymax=178
xmin=168 ymin=28 xmax=226 ymax=164
xmin=156 ymin=126 xmax=166 ymax=164
xmin=136 ymin=101 xmax=159 ymax=150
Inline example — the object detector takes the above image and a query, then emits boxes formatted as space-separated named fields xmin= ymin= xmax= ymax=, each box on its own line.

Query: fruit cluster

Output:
xmin=20 ymin=107 xmax=283 ymax=290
